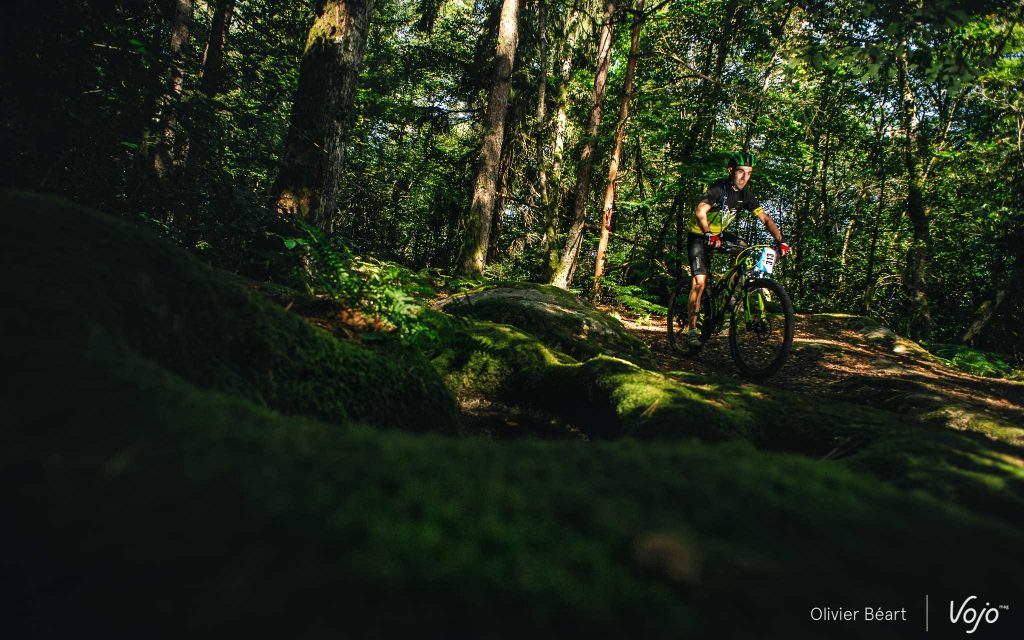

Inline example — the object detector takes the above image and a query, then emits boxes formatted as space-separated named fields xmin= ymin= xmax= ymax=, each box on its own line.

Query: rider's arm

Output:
xmin=694 ymin=201 xmax=714 ymax=234
xmin=754 ymin=207 xmax=783 ymax=243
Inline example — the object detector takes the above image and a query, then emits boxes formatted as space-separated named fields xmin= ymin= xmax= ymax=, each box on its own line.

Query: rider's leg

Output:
xmin=685 ymin=232 xmax=711 ymax=332
xmin=688 ymin=274 xmax=706 ymax=330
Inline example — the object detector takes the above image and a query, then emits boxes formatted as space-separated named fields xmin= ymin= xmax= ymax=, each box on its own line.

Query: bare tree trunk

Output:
xmin=152 ymin=0 xmax=194 ymax=178
xmin=271 ymin=0 xmax=376 ymax=233
xmin=592 ymin=0 xmax=644 ymax=299
xmin=550 ymin=0 xmax=618 ymax=289
xmin=541 ymin=0 xmax=586 ymax=280
xmin=198 ymin=0 xmax=235 ymax=96
xmin=488 ymin=134 xmax=517 ymax=264
xmin=457 ymin=0 xmax=521 ymax=275
xmin=863 ymin=106 xmax=888 ymax=311
xmin=534 ymin=0 xmax=548 ymax=205
xmin=836 ymin=211 xmax=856 ymax=292
xmin=897 ymin=41 xmax=932 ymax=340
xmin=181 ymin=0 xmax=236 ymax=173
xmin=526 ymin=0 xmax=549 ymax=256
xmin=961 ymin=289 xmax=1010 ymax=345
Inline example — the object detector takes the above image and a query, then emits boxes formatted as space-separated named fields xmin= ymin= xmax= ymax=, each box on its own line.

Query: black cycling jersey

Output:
xmin=688 ymin=178 xmax=764 ymax=235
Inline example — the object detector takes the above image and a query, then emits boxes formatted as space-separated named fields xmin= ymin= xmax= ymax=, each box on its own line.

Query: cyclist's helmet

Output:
xmin=727 ymin=151 xmax=755 ymax=168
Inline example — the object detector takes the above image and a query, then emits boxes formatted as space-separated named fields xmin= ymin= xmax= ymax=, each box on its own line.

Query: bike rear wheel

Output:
xmin=728 ymin=278 xmax=794 ymax=378
xmin=667 ymin=277 xmax=713 ymax=355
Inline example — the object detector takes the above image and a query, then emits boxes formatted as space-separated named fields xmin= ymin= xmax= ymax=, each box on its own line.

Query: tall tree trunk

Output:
xmin=152 ymin=0 xmax=194 ymax=178
xmin=836 ymin=198 xmax=858 ymax=293
xmin=271 ymin=0 xmax=377 ymax=233
xmin=550 ymin=0 xmax=618 ymax=289
xmin=963 ymin=160 xmax=1024 ymax=343
xmin=897 ymin=41 xmax=932 ymax=340
xmin=541 ymin=0 xmax=585 ymax=280
xmin=592 ymin=0 xmax=644 ymax=299
xmin=528 ymin=0 xmax=549 ymax=255
xmin=181 ymin=0 xmax=236 ymax=173
xmin=488 ymin=133 xmax=517 ymax=264
xmin=457 ymin=0 xmax=521 ymax=275
xmin=693 ymin=0 xmax=739 ymax=148
xmin=863 ymin=106 xmax=888 ymax=311
xmin=198 ymin=0 xmax=235 ymax=96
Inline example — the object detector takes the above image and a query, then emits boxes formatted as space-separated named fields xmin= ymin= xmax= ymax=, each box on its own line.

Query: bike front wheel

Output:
xmin=728 ymin=278 xmax=794 ymax=378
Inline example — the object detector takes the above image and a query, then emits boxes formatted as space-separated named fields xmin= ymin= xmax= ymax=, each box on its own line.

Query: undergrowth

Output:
xmin=928 ymin=343 xmax=1023 ymax=379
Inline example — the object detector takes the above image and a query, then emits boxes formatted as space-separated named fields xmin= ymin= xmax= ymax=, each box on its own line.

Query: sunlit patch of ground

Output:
xmin=614 ymin=309 xmax=1024 ymax=433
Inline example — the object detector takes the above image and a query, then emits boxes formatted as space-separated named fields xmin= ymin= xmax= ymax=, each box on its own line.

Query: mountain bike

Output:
xmin=666 ymin=240 xmax=794 ymax=378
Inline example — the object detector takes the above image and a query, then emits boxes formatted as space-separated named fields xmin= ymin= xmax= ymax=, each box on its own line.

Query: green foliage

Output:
xmin=281 ymin=220 xmax=435 ymax=335
xmin=3 ymin=190 xmax=459 ymax=431
xmin=1 ymin=0 xmax=1022 ymax=354
xmin=600 ymin=279 xmax=669 ymax=318
xmin=929 ymin=343 xmax=1024 ymax=379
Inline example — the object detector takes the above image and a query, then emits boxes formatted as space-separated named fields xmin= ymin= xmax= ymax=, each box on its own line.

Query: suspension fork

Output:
xmin=742 ymin=280 xmax=767 ymax=326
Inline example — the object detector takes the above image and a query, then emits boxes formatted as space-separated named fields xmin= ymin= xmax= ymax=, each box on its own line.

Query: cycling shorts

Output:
xmin=687 ymin=233 xmax=711 ymax=277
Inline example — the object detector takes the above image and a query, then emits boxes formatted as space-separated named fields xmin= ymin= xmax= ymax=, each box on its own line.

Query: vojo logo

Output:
xmin=949 ymin=596 xmax=1010 ymax=634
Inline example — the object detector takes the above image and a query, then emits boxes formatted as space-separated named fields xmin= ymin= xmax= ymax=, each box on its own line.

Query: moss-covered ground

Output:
xmin=3 ymin=190 xmax=1023 ymax=637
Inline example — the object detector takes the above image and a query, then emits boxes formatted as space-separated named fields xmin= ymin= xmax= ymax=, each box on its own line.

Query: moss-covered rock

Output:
xmin=436 ymin=284 xmax=657 ymax=368
xmin=412 ymin=311 xmax=1024 ymax=527
xmin=810 ymin=313 xmax=933 ymax=358
xmin=3 ymin=190 xmax=1024 ymax=637
xmin=3 ymin=336 xmax=1021 ymax=638
xmin=0 ymin=189 xmax=458 ymax=431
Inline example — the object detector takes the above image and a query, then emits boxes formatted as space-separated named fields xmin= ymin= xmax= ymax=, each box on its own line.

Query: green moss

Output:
xmin=438 ymin=283 xmax=657 ymax=368
xmin=3 ymin=336 xmax=1021 ymax=637
xmin=3 ymin=191 xmax=1024 ymax=636
xmin=1 ymin=189 xmax=458 ymax=432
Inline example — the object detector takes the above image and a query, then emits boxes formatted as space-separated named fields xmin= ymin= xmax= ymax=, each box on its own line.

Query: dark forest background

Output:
xmin=2 ymin=0 xmax=1022 ymax=360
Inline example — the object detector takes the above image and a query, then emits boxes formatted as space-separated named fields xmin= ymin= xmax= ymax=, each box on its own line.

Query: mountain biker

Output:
xmin=686 ymin=151 xmax=790 ymax=348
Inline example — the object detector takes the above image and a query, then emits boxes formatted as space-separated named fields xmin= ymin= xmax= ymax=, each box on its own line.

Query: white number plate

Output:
xmin=756 ymin=248 xmax=777 ymax=274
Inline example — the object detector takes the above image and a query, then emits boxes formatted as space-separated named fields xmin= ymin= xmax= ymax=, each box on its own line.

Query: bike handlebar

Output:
xmin=710 ymin=239 xmax=789 ymax=260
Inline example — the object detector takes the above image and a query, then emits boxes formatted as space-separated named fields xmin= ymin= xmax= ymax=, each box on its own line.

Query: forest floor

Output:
xmin=616 ymin=309 xmax=1024 ymax=433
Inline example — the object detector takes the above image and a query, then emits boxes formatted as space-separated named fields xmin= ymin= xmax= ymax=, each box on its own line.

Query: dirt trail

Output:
xmin=616 ymin=311 xmax=1024 ymax=430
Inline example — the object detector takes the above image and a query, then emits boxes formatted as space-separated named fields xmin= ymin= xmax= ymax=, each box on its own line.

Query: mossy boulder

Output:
xmin=810 ymin=313 xmax=932 ymax=358
xmin=4 ymin=334 xmax=1022 ymax=638
xmin=436 ymin=284 xmax=656 ymax=368
xmin=4 ymin=191 xmax=1024 ymax=637
xmin=412 ymin=311 xmax=1024 ymax=527
xmin=0 ymin=189 xmax=458 ymax=431
xmin=414 ymin=311 xmax=878 ymax=445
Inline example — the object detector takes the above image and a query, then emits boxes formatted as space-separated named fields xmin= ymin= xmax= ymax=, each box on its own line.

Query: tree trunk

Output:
xmin=457 ymin=0 xmax=521 ymax=275
xmin=488 ymin=133 xmax=517 ymax=264
xmin=592 ymin=0 xmax=644 ymax=299
xmin=270 ymin=0 xmax=377 ymax=233
xmin=541 ymin=0 xmax=585 ymax=281
xmin=961 ymin=289 xmax=1010 ymax=345
xmin=181 ymin=0 xmax=236 ymax=174
xmin=550 ymin=0 xmax=618 ymax=289
xmin=693 ymin=0 xmax=739 ymax=148
xmin=836 ymin=210 xmax=856 ymax=292
xmin=198 ymin=0 xmax=235 ymax=96
xmin=863 ymin=106 xmax=888 ymax=311
xmin=897 ymin=42 xmax=932 ymax=340
xmin=530 ymin=0 xmax=549 ymax=253
xmin=152 ymin=0 xmax=194 ymax=178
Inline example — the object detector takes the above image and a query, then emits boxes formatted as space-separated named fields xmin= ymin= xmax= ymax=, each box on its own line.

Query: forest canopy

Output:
xmin=1 ymin=0 xmax=1022 ymax=355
